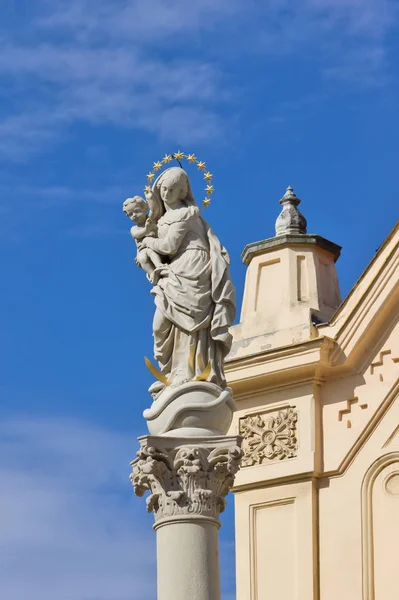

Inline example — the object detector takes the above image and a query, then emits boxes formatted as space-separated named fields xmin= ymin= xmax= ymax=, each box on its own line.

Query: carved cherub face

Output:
xmin=159 ymin=172 xmax=188 ymax=207
xmin=123 ymin=197 xmax=147 ymax=225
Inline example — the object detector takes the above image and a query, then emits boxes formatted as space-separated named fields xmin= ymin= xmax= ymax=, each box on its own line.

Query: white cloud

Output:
xmin=41 ymin=0 xmax=394 ymax=45
xmin=0 ymin=417 xmax=157 ymax=600
xmin=0 ymin=40 xmax=224 ymax=160
xmin=0 ymin=182 xmax=130 ymax=241
xmin=0 ymin=0 xmax=397 ymax=162
xmin=66 ymin=222 xmax=125 ymax=238
xmin=0 ymin=415 xmax=238 ymax=598
xmin=36 ymin=0 xmax=240 ymax=41
xmin=305 ymin=0 xmax=395 ymax=38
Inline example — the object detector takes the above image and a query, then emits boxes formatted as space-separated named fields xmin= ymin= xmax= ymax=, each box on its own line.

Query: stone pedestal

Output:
xmin=144 ymin=382 xmax=236 ymax=437
xmin=131 ymin=435 xmax=242 ymax=600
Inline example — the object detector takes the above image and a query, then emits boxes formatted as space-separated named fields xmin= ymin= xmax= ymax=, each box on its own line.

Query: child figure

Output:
xmin=122 ymin=196 xmax=163 ymax=282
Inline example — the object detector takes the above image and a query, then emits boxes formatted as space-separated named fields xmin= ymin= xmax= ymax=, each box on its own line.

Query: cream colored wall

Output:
xmin=230 ymin=341 xmax=399 ymax=600
xmin=319 ymin=390 xmax=399 ymax=600
xmin=235 ymin=480 xmax=318 ymax=600
xmin=228 ymin=223 xmax=399 ymax=600
xmin=230 ymin=379 xmax=322 ymax=600
xmin=230 ymin=382 xmax=320 ymax=489
xmin=322 ymin=320 xmax=399 ymax=473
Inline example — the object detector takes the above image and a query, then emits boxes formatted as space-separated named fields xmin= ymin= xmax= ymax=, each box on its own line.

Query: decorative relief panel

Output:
xmin=239 ymin=408 xmax=298 ymax=467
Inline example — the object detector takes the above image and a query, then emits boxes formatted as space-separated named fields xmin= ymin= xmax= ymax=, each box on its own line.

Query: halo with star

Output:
xmin=144 ymin=151 xmax=214 ymax=210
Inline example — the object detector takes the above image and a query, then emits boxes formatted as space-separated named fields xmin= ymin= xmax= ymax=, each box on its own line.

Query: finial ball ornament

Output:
xmin=275 ymin=185 xmax=307 ymax=236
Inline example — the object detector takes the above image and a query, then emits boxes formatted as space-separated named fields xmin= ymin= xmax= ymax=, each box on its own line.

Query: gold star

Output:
xmin=147 ymin=172 xmax=155 ymax=182
xmin=204 ymin=171 xmax=213 ymax=182
xmin=187 ymin=154 xmax=197 ymax=163
xmin=174 ymin=150 xmax=185 ymax=161
xmin=144 ymin=185 xmax=151 ymax=194
xmin=163 ymin=154 xmax=172 ymax=164
xmin=205 ymin=184 xmax=214 ymax=195
xmin=203 ymin=198 xmax=211 ymax=207
xmin=153 ymin=161 xmax=163 ymax=171
xmin=197 ymin=161 xmax=206 ymax=171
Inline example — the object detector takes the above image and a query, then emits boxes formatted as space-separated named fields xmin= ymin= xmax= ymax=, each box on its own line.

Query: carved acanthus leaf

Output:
xmin=130 ymin=442 xmax=243 ymax=522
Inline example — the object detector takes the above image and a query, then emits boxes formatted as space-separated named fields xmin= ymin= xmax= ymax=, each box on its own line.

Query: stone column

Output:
xmin=131 ymin=434 xmax=242 ymax=600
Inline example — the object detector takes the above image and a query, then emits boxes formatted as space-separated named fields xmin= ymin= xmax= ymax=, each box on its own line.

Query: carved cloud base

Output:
xmin=143 ymin=381 xmax=236 ymax=437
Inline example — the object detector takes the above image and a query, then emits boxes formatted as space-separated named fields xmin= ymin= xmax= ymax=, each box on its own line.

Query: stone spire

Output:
xmin=232 ymin=185 xmax=342 ymax=355
xmin=275 ymin=186 xmax=307 ymax=236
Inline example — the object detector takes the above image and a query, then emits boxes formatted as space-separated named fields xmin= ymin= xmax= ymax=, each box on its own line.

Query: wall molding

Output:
xmin=361 ymin=452 xmax=399 ymax=600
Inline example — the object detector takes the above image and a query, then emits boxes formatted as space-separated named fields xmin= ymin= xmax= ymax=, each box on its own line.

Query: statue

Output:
xmin=122 ymin=195 xmax=163 ymax=283
xmin=124 ymin=158 xmax=236 ymax=437
xmin=128 ymin=157 xmax=243 ymax=600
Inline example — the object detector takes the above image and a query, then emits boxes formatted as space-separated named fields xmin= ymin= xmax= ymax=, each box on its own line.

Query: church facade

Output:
xmin=226 ymin=187 xmax=399 ymax=600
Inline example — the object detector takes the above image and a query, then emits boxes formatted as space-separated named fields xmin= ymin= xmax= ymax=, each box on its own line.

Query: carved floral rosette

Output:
xmin=239 ymin=408 xmax=298 ymax=467
xmin=130 ymin=440 xmax=243 ymax=523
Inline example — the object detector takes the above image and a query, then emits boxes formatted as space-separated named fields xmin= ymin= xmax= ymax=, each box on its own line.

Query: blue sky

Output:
xmin=0 ymin=1 xmax=398 ymax=598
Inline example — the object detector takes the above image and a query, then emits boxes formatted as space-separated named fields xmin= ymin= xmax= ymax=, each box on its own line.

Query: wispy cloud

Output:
xmin=0 ymin=183 xmax=129 ymax=241
xmin=66 ymin=222 xmax=125 ymax=238
xmin=36 ymin=0 xmax=240 ymax=41
xmin=0 ymin=416 xmax=157 ymax=600
xmin=305 ymin=0 xmax=395 ymax=39
xmin=0 ymin=42 xmax=224 ymax=160
xmin=0 ymin=0 xmax=397 ymax=242
xmin=0 ymin=415 xmax=238 ymax=599
xmin=0 ymin=0 xmax=397 ymax=162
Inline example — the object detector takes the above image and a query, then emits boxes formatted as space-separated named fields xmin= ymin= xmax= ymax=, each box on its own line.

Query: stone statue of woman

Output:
xmin=136 ymin=166 xmax=236 ymax=397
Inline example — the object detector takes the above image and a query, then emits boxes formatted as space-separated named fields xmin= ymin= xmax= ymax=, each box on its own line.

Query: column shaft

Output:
xmin=156 ymin=518 xmax=221 ymax=600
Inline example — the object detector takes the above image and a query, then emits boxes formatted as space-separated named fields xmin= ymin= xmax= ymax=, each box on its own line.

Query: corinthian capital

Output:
xmin=130 ymin=436 xmax=242 ymax=523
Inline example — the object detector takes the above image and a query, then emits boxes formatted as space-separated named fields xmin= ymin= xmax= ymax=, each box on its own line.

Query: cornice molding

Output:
xmin=227 ymin=224 xmax=399 ymax=396
xmin=321 ymin=222 xmax=399 ymax=365
xmin=331 ymin=250 xmax=399 ymax=365
xmin=241 ymin=233 xmax=341 ymax=266
xmin=226 ymin=336 xmax=336 ymax=396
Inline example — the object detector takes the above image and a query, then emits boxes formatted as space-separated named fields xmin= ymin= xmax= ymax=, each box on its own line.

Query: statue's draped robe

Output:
xmin=150 ymin=205 xmax=235 ymax=387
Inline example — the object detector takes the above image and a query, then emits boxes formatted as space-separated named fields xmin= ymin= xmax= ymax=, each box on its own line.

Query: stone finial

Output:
xmin=275 ymin=186 xmax=307 ymax=236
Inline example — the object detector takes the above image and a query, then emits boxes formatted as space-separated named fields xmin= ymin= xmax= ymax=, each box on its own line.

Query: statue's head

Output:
xmin=158 ymin=167 xmax=189 ymax=208
xmin=146 ymin=167 xmax=197 ymax=222
xmin=123 ymin=196 xmax=148 ymax=225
